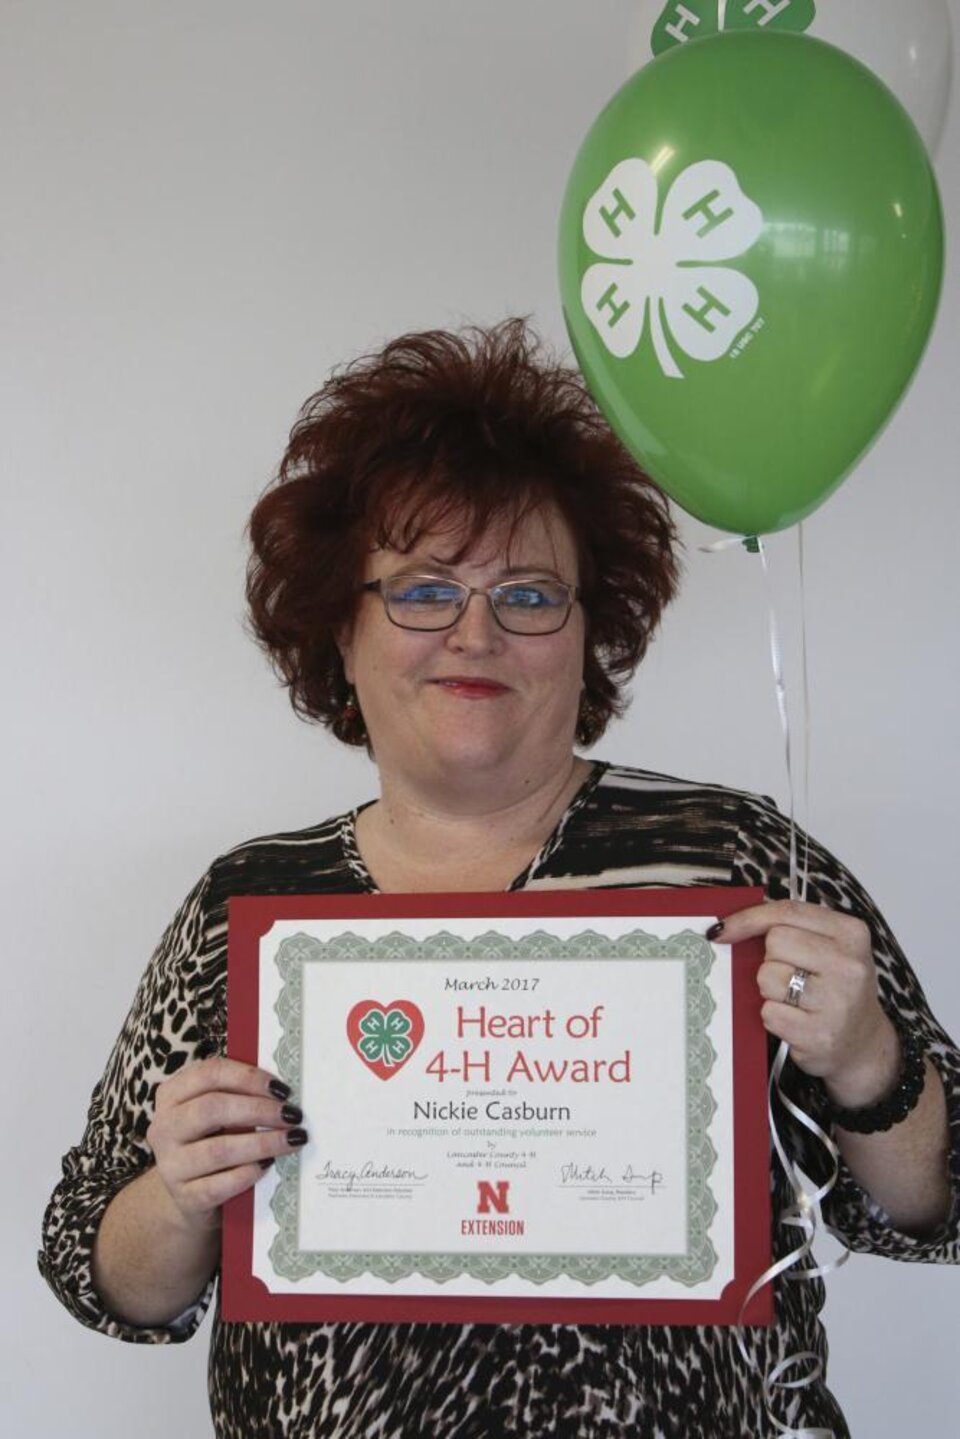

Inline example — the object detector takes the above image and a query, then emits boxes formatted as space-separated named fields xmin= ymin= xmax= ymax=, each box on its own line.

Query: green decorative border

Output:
xmin=268 ymin=928 xmax=718 ymax=1289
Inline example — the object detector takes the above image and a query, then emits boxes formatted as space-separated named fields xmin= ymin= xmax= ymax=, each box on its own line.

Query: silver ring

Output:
xmin=785 ymin=968 xmax=810 ymax=1008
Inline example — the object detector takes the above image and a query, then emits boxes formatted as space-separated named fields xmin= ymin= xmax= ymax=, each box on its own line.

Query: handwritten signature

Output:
xmin=560 ymin=1162 xmax=664 ymax=1194
xmin=317 ymin=1159 xmax=428 ymax=1191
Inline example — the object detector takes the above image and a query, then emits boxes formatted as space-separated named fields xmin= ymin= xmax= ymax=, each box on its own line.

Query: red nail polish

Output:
xmin=706 ymin=921 xmax=725 ymax=941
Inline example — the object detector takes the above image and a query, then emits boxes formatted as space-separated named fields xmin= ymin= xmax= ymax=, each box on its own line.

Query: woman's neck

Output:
xmin=355 ymin=755 xmax=595 ymax=893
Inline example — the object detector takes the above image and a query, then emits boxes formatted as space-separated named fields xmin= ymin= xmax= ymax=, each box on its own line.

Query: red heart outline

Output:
xmin=346 ymin=999 xmax=425 ymax=1080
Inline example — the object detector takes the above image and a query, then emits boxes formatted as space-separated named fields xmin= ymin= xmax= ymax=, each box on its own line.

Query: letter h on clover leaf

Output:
xmin=580 ymin=158 xmax=764 ymax=380
xmin=651 ymin=0 xmax=814 ymax=54
xmin=356 ymin=1006 xmax=414 ymax=1067
xmin=730 ymin=0 xmax=815 ymax=31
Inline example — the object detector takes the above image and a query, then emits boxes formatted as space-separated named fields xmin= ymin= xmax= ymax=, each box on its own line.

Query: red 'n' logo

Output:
xmin=476 ymin=1180 xmax=510 ymax=1214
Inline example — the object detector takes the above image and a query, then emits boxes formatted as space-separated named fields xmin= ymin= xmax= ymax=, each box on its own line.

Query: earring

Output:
xmin=577 ymin=690 xmax=599 ymax=745
xmin=342 ymin=687 xmax=359 ymax=723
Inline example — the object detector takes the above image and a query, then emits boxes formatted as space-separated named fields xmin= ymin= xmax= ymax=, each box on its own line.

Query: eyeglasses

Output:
xmin=359 ymin=574 xmax=580 ymax=635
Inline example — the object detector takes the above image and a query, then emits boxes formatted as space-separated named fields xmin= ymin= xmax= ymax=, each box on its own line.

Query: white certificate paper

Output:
xmin=223 ymin=889 xmax=771 ymax=1325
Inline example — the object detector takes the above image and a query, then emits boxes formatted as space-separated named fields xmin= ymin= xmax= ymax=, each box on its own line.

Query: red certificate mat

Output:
xmin=223 ymin=887 xmax=771 ymax=1325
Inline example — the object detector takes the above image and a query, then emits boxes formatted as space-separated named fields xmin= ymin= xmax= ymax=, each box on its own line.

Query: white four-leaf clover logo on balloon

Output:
xmin=581 ymin=159 xmax=764 ymax=379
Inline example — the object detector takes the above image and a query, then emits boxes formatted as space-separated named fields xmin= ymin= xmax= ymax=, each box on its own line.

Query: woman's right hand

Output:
xmin=145 ymin=1057 xmax=308 ymax=1228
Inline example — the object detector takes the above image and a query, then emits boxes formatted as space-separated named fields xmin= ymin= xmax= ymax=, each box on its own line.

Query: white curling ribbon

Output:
xmin=735 ymin=1041 xmax=850 ymax=1438
xmin=705 ymin=532 xmax=848 ymax=1435
xmin=700 ymin=531 xmax=809 ymax=895
xmin=699 ymin=530 xmax=812 ymax=899
xmin=756 ymin=537 xmax=800 ymax=898
xmin=797 ymin=526 xmax=811 ymax=896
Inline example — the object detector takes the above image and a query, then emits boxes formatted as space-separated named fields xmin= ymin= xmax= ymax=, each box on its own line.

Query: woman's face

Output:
xmin=338 ymin=505 xmax=586 ymax=799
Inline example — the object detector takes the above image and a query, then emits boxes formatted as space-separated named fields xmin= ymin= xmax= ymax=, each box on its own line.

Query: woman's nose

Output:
xmin=444 ymin=591 xmax=505 ymax=652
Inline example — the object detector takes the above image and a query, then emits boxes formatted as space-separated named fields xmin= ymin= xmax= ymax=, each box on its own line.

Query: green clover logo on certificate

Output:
xmin=347 ymin=999 xmax=425 ymax=1079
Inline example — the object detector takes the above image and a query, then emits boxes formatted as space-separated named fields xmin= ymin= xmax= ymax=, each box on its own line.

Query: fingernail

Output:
xmin=280 ymin=1104 xmax=303 ymax=1125
xmin=706 ymin=921 xmax=725 ymax=941
xmin=258 ymin=1158 xmax=275 ymax=1170
xmin=268 ymin=1079 xmax=292 ymax=1100
xmin=286 ymin=1128 xmax=308 ymax=1147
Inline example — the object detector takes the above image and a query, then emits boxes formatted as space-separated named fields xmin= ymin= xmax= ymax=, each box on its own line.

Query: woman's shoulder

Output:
xmin=218 ymin=808 xmax=355 ymax=857
xmin=591 ymin=760 xmax=778 ymax=818
xmin=584 ymin=764 xmax=854 ymax=908
xmin=203 ymin=804 xmax=372 ymax=900
xmin=528 ymin=760 xmax=783 ymax=891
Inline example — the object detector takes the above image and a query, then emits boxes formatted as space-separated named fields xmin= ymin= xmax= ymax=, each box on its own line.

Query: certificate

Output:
xmin=223 ymin=888 xmax=771 ymax=1325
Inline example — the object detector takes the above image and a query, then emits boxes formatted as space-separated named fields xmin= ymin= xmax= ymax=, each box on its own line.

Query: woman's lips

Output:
xmin=430 ymin=677 xmax=510 ymax=699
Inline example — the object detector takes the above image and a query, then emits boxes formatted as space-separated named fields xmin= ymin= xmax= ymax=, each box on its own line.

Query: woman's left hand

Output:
xmin=712 ymin=899 xmax=901 ymax=1108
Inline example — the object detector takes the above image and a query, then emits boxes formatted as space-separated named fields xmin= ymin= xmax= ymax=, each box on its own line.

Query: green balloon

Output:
xmin=558 ymin=32 xmax=943 ymax=535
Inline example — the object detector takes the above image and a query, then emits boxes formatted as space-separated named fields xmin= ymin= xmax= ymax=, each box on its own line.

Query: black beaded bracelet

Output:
xmin=825 ymin=1017 xmax=927 ymax=1135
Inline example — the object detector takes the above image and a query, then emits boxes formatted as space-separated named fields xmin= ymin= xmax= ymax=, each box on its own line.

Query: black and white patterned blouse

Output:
xmin=39 ymin=762 xmax=960 ymax=1438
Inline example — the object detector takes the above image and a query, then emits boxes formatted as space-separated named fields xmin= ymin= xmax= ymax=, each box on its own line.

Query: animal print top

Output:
xmin=39 ymin=763 xmax=960 ymax=1438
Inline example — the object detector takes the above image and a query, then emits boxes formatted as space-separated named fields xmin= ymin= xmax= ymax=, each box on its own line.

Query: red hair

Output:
xmin=246 ymin=318 xmax=680 ymax=746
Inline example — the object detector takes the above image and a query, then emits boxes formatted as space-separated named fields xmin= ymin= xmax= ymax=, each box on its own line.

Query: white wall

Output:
xmin=4 ymin=3 xmax=957 ymax=1434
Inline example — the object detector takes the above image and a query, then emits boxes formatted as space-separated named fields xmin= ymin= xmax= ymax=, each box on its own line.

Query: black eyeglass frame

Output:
xmin=359 ymin=575 xmax=581 ymax=635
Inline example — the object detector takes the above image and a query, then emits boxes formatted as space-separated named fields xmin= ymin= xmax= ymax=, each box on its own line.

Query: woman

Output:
xmin=40 ymin=320 xmax=959 ymax=1438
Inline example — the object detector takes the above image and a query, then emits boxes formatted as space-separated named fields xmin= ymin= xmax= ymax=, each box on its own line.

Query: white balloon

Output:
xmin=626 ymin=0 xmax=953 ymax=155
